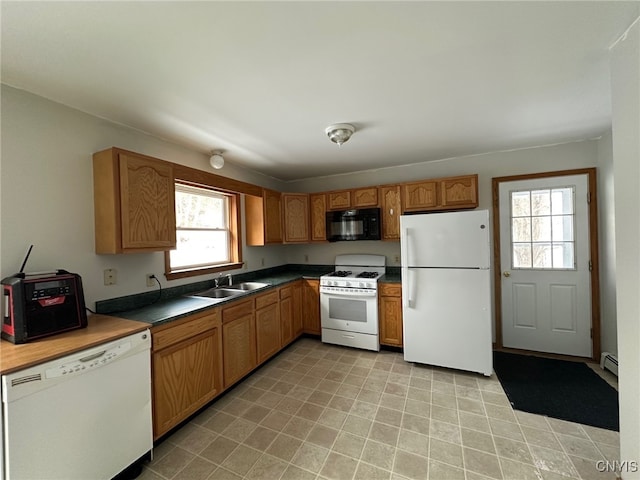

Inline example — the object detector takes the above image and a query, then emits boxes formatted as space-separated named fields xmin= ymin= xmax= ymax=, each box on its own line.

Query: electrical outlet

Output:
xmin=304 ymin=254 xmax=309 ymax=263
xmin=146 ymin=274 xmax=156 ymax=287
xmin=394 ymin=255 xmax=401 ymax=264
xmin=261 ymin=257 xmax=265 ymax=267
xmin=103 ymin=268 xmax=117 ymax=286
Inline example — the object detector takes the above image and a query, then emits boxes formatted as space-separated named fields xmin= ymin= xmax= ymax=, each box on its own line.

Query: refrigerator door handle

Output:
xmin=403 ymin=268 xmax=415 ymax=309
xmin=402 ymin=227 xmax=411 ymax=267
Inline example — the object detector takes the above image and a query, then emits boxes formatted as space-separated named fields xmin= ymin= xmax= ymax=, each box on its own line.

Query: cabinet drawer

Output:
xmin=152 ymin=310 xmax=219 ymax=351
xmin=379 ymin=283 xmax=402 ymax=297
xmin=222 ymin=298 xmax=254 ymax=323
xmin=279 ymin=285 xmax=292 ymax=299
xmin=255 ymin=290 xmax=279 ymax=309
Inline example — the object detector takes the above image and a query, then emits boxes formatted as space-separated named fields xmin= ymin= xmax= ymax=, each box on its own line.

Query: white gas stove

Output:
xmin=320 ymin=254 xmax=386 ymax=351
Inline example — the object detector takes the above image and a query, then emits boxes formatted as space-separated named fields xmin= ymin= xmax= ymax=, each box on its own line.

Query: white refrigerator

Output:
xmin=400 ymin=209 xmax=493 ymax=376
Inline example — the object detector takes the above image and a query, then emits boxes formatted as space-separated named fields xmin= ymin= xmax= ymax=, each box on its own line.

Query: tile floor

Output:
xmin=140 ymin=338 xmax=620 ymax=480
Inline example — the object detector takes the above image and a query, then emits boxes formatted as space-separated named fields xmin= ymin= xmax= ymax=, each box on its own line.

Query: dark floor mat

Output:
xmin=493 ymin=351 xmax=619 ymax=431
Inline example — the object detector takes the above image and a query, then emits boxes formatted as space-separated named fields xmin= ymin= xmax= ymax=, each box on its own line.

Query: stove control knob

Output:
xmin=359 ymin=282 xmax=366 ymax=288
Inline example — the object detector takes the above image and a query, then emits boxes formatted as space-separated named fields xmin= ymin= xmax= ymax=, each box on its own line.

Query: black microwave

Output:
xmin=326 ymin=208 xmax=381 ymax=242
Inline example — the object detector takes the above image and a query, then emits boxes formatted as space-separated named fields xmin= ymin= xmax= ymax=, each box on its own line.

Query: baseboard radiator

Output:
xmin=600 ymin=352 xmax=619 ymax=376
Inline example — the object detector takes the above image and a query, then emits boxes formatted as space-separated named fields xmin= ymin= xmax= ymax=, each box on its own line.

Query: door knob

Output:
xmin=503 ymin=271 xmax=511 ymax=277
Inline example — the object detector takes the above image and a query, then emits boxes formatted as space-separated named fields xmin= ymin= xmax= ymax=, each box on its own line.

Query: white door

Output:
xmin=499 ymin=174 xmax=592 ymax=357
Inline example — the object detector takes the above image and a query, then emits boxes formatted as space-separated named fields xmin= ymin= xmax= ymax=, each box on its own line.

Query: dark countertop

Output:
xmin=110 ymin=270 xmax=327 ymax=327
xmin=380 ymin=272 xmax=401 ymax=283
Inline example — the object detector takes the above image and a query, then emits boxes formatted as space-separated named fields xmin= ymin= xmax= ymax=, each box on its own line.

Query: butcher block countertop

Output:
xmin=0 ymin=314 xmax=149 ymax=375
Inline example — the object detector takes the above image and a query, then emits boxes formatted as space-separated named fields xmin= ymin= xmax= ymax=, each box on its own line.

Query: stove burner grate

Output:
xmin=357 ymin=272 xmax=379 ymax=278
xmin=327 ymin=271 xmax=352 ymax=277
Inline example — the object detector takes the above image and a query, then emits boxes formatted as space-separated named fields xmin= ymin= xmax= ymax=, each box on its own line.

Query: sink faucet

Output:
xmin=215 ymin=273 xmax=233 ymax=287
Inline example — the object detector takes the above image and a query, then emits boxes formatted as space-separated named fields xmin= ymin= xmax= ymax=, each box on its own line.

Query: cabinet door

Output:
xmin=292 ymin=280 xmax=304 ymax=336
xmin=264 ymin=189 xmax=283 ymax=243
xmin=310 ymin=193 xmax=327 ymax=242
xmin=327 ymin=190 xmax=351 ymax=210
xmin=380 ymin=185 xmax=401 ymax=240
xmin=153 ymin=327 xmax=221 ymax=438
xmin=282 ymin=193 xmax=309 ymax=243
xmin=222 ymin=303 xmax=256 ymax=388
xmin=352 ymin=187 xmax=379 ymax=207
xmin=119 ymin=152 xmax=176 ymax=250
xmin=279 ymin=287 xmax=294 ymax=346
xmin=440 ymin=175 xmax=478 ymax=209
xmin=401 ymin=180 xmax=438 ymax=212
xmin=379 ymin=283 xmax=403 ymax=347
xmin=302 ymin=279 xmax=321 ymax=334
xmin=256 ymin=303 xmax=280 ymax=364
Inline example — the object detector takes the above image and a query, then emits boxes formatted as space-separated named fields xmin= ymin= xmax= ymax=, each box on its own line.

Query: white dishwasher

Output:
xmin=1 ymin=329 xmax=152 ymax=480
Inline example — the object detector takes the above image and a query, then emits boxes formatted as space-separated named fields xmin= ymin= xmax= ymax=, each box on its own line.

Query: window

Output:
xmin=165 ymin=183 xmax=241 ymax=279
xmin=510 ymin=187 xmax=576 ymax=270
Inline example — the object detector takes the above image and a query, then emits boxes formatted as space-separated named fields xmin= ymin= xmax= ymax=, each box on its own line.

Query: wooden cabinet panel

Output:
xmin=401 ymin=180 xmax=438 ymax=212
xmin=352 ymin=187 xmax=379 ymax=207
xmin=279 ymin=285 xmax=294 ymax=346
xmin=151 ymin=311 xmax=221 ymax=439
xmin=379 ymin=283 xmax=403 ymax=347
xmin=222 ymin=298 xmax=253 ymax=323
xmin=93 ymin=147 xmax=176 ymax=253
xmin=222 ymin=310 xmax=256 ymax=388
xmin=292 ymin=280 xmax=304 ymax=336
xmin=256 ymin=302 xmax=280 ymax=364
xmin=246 ymin=189 xmax=282 ymax=246
xmin=440 ymin=174 xmax=478 ymax=209
xmin=380 ymin=185 xmax=401 ymax=240
xmin=327 ymin=191 xmax=351 ymax=210
xmin=255 ymin=290 xmax=278 ymax=310
xmin=302 ymin=279 xmax=321 ymax=334
xmin=310 ymin=193 xmax=327 ymax=242
xmin=282 ymin=193 xmax=309 ymax=243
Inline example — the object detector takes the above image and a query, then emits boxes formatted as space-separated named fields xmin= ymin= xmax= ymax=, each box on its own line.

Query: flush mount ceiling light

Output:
xmin=325 ymin=123 xmax=355 ymax=147
xmin=209 ymin=151 xmax=224 ymax=169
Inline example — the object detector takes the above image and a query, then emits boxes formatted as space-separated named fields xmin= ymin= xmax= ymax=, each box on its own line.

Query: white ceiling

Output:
xmin=2 ymin=2 xmax=638 ymax=181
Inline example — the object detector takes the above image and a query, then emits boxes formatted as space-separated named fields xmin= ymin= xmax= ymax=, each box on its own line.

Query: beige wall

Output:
xmin=597 ymin=131 xmax=618 ymax=358
xmin=0 ymin=85 xmax=288 ymax=309
xmin=610 ymin=17 xmax=640 ymax=479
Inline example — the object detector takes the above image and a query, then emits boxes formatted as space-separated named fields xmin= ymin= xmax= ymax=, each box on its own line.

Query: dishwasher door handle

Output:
xmin=79 ymin=351 xmax=106 ymax=363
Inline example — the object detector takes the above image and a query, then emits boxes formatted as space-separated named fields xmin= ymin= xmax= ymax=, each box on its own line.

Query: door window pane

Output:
xmin=510 ymin=186 xmax=576 ymax=270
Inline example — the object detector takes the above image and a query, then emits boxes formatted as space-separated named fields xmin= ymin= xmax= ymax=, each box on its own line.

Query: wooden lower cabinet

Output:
xmin=151 ymin=310 xmax=222 ymax=439
xmin=378 ymin=283 xmax=403 ymax=347
xmin=302 ymin=279 xmax=321 ymax=334
xmin=279 ymin=285 xmax=294 ymax=346
xmin=255 ymin=292 xmax=281 ymax=363
xmin=292 ymin=281 xmax=303 ymax=336
xmin=222 ymin=298 xmax=257 ymax=388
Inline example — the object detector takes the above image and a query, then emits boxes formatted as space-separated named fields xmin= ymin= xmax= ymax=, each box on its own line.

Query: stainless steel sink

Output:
xmin=189 ymin=288 xmax=243 ymax=299
xmin=227 ymin=282 xmax=269 ymax=291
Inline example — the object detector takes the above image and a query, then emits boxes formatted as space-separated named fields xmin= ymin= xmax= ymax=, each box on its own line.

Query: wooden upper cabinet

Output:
xmin=282 ymin=193 xmax=309 ymax=243
xmin=401 ymin=180 xmax=438 ymax=212
xmin=379 ymin=185 xmax=401 ymax=241
xmin=246 ymin=188 xmax=283 ymax=246
xmin=327 ymin=190 xmax=351 ymax=210
xmin=328 ymin=187 xmax=379 ymax=210
xmin=93 ymin=147 xmax=177 ymax=253
xmin=309 ymin=193 xmax=327 ymax=242
xmin=440 ymin=174 xmax=478 ymax=209
xmin=352 ymin=187 xmax=379 ymax=208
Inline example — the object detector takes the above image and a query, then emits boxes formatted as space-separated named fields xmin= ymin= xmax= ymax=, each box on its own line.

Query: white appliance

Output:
xmin=400 ymin=210 xmax=493 ymax=376
xmin=1 ymin=330 xmax=153 ymax=479
xmin=320 ymin=254 xmax=386 ymax=351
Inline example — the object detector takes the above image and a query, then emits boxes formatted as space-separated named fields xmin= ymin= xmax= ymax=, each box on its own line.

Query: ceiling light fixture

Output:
xmin=325 ymin=123 xmax=355 ymax=147
xmin=209 ymin=151 xmax=224 ymax=169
